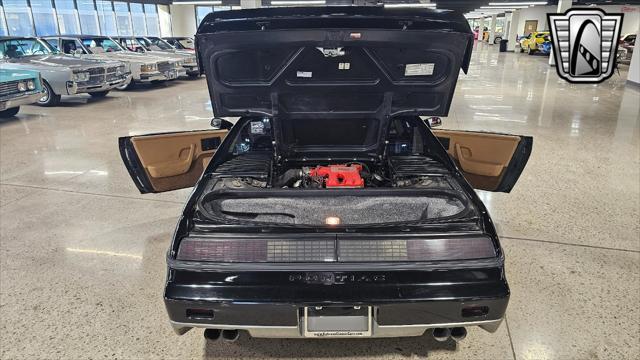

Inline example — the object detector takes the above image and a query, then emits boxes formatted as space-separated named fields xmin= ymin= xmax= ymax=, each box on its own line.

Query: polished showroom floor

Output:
xmin=1 ymin=43 xmax=638 ymax=360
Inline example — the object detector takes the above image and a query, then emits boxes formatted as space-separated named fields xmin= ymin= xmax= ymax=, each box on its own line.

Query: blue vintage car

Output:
xmin=0 ymin=68 xmax=43 ymax=118
xmin=539 ymin=40 xmax=552 ymax=55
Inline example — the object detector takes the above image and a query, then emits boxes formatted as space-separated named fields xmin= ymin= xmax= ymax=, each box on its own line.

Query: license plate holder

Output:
xmin=303 ymin=306 xmax=372 ymax=337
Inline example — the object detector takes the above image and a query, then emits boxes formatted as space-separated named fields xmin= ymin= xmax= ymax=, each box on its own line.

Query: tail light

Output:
xmin=176 ymin=236 xmax=495 ymax=263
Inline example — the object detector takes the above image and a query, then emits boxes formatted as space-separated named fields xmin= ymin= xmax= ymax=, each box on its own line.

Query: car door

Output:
xmin=119 ymin=130 xmax=228 ymax=193
xmin=432 ymin=129 xmax=532 ymax=193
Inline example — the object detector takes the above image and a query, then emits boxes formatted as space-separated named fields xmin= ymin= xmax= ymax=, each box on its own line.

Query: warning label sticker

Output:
xmin=404 ymin=63 xmax=435 ymax=76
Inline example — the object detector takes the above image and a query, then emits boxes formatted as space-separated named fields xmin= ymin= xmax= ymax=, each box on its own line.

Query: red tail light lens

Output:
xmin=176 ymin=236 xmax=496 ymax=263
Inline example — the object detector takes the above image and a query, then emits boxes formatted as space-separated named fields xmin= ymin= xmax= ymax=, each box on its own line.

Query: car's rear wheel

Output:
xmin=0 ymin=107 xmax=20 ymax=118
xmin=188 ymin=73 xmax=200 ymax=78
xmin=37 ymin=80 xmax=61 ymax=107
xmin=89 ymin=90 xmax=110 ymax=98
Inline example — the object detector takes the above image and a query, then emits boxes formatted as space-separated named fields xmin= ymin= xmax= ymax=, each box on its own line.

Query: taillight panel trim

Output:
xmin=175 ymin=233 xmax=497 ymax=264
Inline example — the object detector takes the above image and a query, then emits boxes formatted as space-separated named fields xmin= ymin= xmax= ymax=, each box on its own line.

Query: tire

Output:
xmin=0 ymin=106 xmax=20 ymax=118
xmin=116 ymin=81 xmax=134 ymax=90
xmin=89 ymin=90 xmax=110 ymax=98
xmin=494 ymin=37 xmax=502 ymax=44
xmin=37 ymin=80 xmax=61 ymax=107
xmin=187 ymin=73 xmax=200 ymax=78
xmin=527 ymin=47 xmax=535 ymax=55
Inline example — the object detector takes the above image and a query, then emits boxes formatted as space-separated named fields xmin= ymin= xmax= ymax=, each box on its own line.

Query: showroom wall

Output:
xmin=514 ymin=4 xmax=640 ymax=35
xmin=0 ymin=0 xmax=164 ymax=37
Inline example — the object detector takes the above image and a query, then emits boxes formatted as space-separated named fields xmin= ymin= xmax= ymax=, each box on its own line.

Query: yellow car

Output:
xmin=519 ymin=32 xmax=550 ymax=54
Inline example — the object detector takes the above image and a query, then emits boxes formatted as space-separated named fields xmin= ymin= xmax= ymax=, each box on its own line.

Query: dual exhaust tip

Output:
xmin=204 ymin=329 xmax=240 ymax=342
xmin=432 ymin=327 xmax=467 ymax=342
xmin=204 ymin=327 xmax=466 ymax=342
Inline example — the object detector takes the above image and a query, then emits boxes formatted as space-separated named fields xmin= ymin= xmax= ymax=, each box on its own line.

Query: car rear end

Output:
xmin=165 ymin=225 xmax=508 ymax=340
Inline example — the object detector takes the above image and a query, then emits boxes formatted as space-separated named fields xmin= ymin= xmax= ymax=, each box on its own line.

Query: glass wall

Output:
xmin=0 ymin=5 xmax=8 ymax=36
xmin=30 ymin=0 xmax=57 ymax=36
xmin=196 ymin=6 xmax=211 ymax=28
xmin=55 ymin=0 xmax=81 ymax=35
xmin=130 ymin=3 xmax=146 ymax=36
xmin=143 ymin=4 xmax=159 ymax=36
xmin=0 ymin=1 xmax=162 ymax=37
xmin=4 ymin=0 xmax=33 ymax=36
xmin=113 ymin=1 xmax=131 ymax=36
xmin=96 ymin=0 xmax=116 ymax=36
xmin=77 ymin=0 xmax=100 ymax=35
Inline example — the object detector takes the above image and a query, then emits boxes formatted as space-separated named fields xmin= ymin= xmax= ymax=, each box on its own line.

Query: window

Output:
xmin=0 ymin=6 xmax=8 ymax=36
xmin=81 ymin=36 xmax=124 ymax=53
xmin=60 ymin=39 xmax=87 ymax=54
xmin=96 ymin=0 xmax=116 ymax=36
xmin=77 ymin=0 xmax=100 ymax=35
xmin=0 ymin=38 xmax=53 ymax=58
xmin=55 ymin=0 xmax=81 ymax=35
xmin=30 ymin=0 xmax=58 ymax=36
xmin=196 ymin=6 xmax=212 ymax=28
xmin=144 ymin=4 xmax=159 ymax=36
xmin=4 ymin=0 xmax=34 ymax=36
xmin=130 ymin=3 xmax=146 ymax=36
xmin=143 ymin=37 xmax=173 ymax=51
xmin=113 ymin=2 xmax=132 ymax=36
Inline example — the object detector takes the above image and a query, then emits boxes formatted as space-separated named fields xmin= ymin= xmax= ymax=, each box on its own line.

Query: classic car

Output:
xmin=142 ymin=37 xmax=199 ymax=76
xmin=519 ymin=31 xmax=550 ymax=54
xmin=617 ymin=34 xmax=635 ymax=64
xmin=114 ymin=36 xmax=196 ymax=77
xmin=0 ymin=68 xmax=43 ymax=117
xmin=0 ymin=37 xmax=130 ymax=106
xmin=163 ymin=36 xmax=195 ymax=50
xmin=538 ymin=40 xmax=552 ymax=55
xmin=119 ymin=7 xmax=532 ymax=343
xmin=41 ymin=35 xmax=179 ymax=90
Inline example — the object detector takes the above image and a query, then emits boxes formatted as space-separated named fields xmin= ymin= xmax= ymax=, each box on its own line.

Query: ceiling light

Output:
xmin=271 ymin=0 xmax=326 ymax=5
xmin=384 ymin=3 xmax=437 ymax=8
xmin=480 ymin=6 xmax=529 ymax=9
xmin=488 ymin=2 xmax=547 ymax=5
xmin=174 ymin=1 xmax=222 ymax=5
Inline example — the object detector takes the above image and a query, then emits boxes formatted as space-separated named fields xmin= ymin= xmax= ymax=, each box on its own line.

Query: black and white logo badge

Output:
xmin=548 ymin=8 xmax=623 ymax=83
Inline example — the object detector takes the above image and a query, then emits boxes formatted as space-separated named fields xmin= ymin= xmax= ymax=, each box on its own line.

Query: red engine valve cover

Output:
xmin=309 ymin=164 xmax=364 ymax=188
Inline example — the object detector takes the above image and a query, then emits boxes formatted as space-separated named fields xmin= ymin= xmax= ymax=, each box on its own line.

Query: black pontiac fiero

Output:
xmin=120 ymin=6 xmax=532 ymax=343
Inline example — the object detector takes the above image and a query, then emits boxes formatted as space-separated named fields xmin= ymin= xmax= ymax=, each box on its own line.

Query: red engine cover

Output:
xmin=309 ymin=164 xmax=364 ymax=188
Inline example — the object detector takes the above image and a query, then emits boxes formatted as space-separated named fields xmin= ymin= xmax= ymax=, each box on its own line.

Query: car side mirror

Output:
xmin=425 ymin=117 xmax=442 ymax=128
xmin=210 ymin=118 xmax=234 ymax=130
xmin=73 ymin=49 xmax=83 ymax=55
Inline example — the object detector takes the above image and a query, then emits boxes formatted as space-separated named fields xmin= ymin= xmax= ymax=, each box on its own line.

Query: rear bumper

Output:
xmin=170 ymin=317 xmax=504 ymax=338
xmin=165 ymin=267 xmax=509 ymax=338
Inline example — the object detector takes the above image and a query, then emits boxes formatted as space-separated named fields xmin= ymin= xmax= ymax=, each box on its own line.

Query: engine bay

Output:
xmin=197 ymin=117 xmax=475 ymax=227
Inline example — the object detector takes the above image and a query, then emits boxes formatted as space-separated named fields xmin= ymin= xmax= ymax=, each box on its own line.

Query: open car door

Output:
xmin=119 ymin=130 xmax=228 ymax=194
xmin=432 ymin=129 xmax=532 ymax=193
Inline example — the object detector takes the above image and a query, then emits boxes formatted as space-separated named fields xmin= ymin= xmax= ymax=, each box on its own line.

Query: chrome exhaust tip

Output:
xmin=203 ymin=328 xmax=222 ymax=341
xmin=221 ymin=329 xmax=240 ymax=342
xmin=432 ymin=327 xmax=451 ymax=342
xmin=450 ymin=327 xmax=467 ymax=341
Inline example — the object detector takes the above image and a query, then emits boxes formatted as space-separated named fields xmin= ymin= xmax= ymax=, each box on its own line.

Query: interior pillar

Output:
xmin=507 ymin=10 xmax=520 ymax=52
xmin=489 ymin=14 xmax=498 ymax=44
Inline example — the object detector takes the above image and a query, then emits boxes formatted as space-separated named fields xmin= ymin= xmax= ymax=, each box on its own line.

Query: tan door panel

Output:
xmin=129 ymin=130 xmax=228 ymax=192
xmin=433 ymin=129 xmax=527 ymax=192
